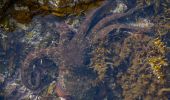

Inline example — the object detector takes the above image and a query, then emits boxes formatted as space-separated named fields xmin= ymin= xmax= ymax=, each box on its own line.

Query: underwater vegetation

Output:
xmin=0 ymin=0 xmax=104 ymax=31
xmin=147 ymin=38 xmax=168 ymax=80
xmin=0 ymin=0 xmax=170 ymax=99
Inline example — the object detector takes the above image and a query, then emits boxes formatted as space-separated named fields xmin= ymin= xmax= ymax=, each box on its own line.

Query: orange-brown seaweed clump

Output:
xmin=12 ymin=10 xmax=32 ymax=24
xmin=19 ymin=0 xmax=104 ymax=17
xmin=0 ymin=0 xmax=104 ymax=31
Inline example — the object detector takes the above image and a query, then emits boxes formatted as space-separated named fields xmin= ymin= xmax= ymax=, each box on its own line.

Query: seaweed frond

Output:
xmin=90 ymin=42 xmax=108 ymax=81
xmin=147 ymin=38 xmax=168 ymax=80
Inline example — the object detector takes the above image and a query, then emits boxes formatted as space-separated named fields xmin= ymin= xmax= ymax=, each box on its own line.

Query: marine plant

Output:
xmin=20 ymin=1 xmax=156 ymax=99
xmin=0 ymin=0 xmax=104 ymax=31
xmin=90 ymin=41 xmax=108 ymax=81
xmin=147 ymin=38 xmax=168 ymax=81
xmin=0 ymin=0 xmax=168 ymax=99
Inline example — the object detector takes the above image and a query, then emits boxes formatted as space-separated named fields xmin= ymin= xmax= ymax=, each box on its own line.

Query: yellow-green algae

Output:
xmin=147 ymin=38 xmax=168 ymax=80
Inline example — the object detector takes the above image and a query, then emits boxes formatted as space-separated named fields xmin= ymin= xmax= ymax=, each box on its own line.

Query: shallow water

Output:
xmin=0 ymin=0 xmax=170 ymax=100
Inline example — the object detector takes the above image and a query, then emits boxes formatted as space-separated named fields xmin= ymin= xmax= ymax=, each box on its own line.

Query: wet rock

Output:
xmin=21 ymin=15 xmax=61 ymax=47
